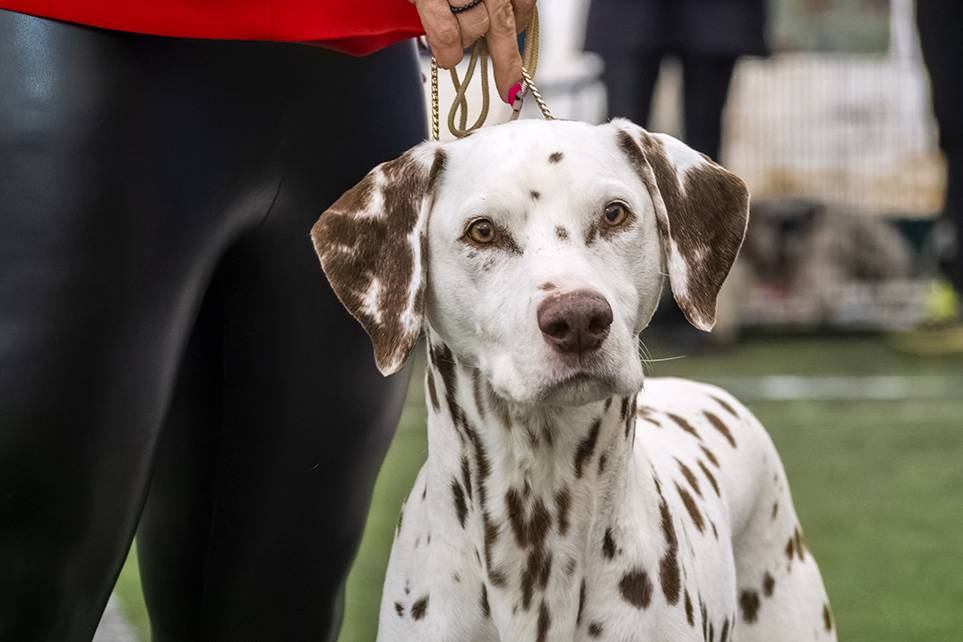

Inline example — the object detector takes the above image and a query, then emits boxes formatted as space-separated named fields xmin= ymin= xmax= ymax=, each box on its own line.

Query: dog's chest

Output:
xmin=380 ymin=450 xmax=738 ymax=641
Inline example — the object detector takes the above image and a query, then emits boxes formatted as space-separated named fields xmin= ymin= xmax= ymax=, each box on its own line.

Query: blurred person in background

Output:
xmin=585 ymin=0 xmax=767 ymax=163
xmin=905 ymin=0 xmax=963 ymax=353
xmin=585 ymin=0 xmax=766 ymax=347
xmin=0 ymin=1 xmax=531 ymax=640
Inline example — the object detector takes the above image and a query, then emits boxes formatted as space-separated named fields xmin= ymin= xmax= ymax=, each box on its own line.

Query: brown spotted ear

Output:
xmin=613 ymin=119 xmax=750 ymax=331
xmin=311 ymin=143 xmax=447 ymax=375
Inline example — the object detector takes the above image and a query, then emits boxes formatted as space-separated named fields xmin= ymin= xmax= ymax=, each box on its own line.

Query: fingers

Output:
xmin=511 ymin=0 xmax=536 ymax=32
xmin=414 ymin=0 xmax=463 ymax=68
xmin=484 ymin=0 xmax=523 ymax=102
xmin=452 ymin=2 xmax=490 ymax=48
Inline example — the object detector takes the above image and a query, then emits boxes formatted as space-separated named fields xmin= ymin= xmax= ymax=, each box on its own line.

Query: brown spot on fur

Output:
xmin=677 ymin=459 xmax=703 ymax=497
xmin=739 ymin=590 xmax=760 ymax=623
xmin=763 ymin=572 xmax=775 ymax=597
xmin=704 ymin=411 xmax=737 ymax=448
xmin=505 ymin=490 xmax=552 ymax=548
xmin=555 ymin=225 xmax=570 ymax=240
xmin=602 ymin=528 xmax=617 ymax=559
xmin=720 ymin=617 xmax=730 ymax=642
xmin=785 ymin=536 xmax=795 ymax=560
xmin=394 ymin=602 xmax=404 ymax=617
xmin=588 ymin=622 xmax=603 ymax=637
xmin=711 ymin=395 xmax=739 ymax=418
xmin=794 ymin=527 xmax=806 ymax=560
xmin=619 ymin=568 xmax=654 ymax=609
xmin=451 ymin=479 xmax=468 ymax=528
xmin=411 ymin=595 xmax=429 ymax=620
xmin=426 ymin=370 xmax=440 ymax=411
xmin=624 ymin=395 xmax=637 ymax=437
xmin=675 ymin=482 xmax=705 ymax=533
xmin=584 ymin=221 xmax=599 ymax=246
xmin=481 ymin=584 xmax=490 ymax=618
xmin=656 ymin=482 xmax=681 ymax=605
xmin=520 ymin=548 xmax=552 ymax=610
xmin=539 ymin=282 xmax=556 ymax=291
xmin=482 ymin=512 xmax=505 ymax=586
xmin=530 ymin=190 xmax=540 ymax=200
xmin=823 ymin=603 xmax=833 ymax=631
xmin=574 ymin=419 xmax=601 ymax=478
xmin=555 ymin=488 xmax=571 ymax=536
xmin=700 ymin=445 xmax=720 ymax=468
xmin=536 ymin=601 xmax=552 ymax=642
xmin=771 ymin=501 xmax=778 ymax=520
xmin=684 ymin=590 xmax=694 ymax=625
xmin=667 ymin=413 xmax=703 ymax=441
xmin=432 ymin=343 xmax=465 ymax=431
xmin=697 ymin=459 xmax=720 ymax=496
xmin=461 ymin=456 xmax=473 ymax=503
xmin=565 ymin=557 xmax=577 ymax=576
xmin=700 ymin=599 xmax=708 ymax=639
xmin=471 ymin=369 xmax=487 ymax=419
xmin=577 ymin=579 xmax=586 ymax=624
xmin=549 ymin=151 xmax=564 ymax=163
xmin=597 ymin=452 xmax=608 ymax=475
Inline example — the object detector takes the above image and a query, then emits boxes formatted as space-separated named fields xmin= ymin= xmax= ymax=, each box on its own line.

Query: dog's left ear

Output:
xmin=311 ymin=143 xmax=447 ymax=375
xmin=613 ymin=119 xmax=750 ymax=331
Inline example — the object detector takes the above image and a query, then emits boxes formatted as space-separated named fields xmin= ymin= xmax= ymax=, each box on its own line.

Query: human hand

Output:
xmin=411 ymin=0 xmax=536 ymax=104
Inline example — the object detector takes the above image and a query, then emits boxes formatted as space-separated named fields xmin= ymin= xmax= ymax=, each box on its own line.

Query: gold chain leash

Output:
xmin=430 ymin=5 xmax=553 ymax=142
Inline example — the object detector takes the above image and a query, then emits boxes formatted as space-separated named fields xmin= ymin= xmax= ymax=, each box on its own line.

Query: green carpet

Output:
xmin=113 ymin=334 xmax=963 ymax=642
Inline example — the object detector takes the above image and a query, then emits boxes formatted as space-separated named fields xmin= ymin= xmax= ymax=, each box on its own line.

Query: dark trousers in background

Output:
xmin=917 ymin=0 xmax=963 ymax=294
xmin=600 ymin=52 xmax=737 ymax=162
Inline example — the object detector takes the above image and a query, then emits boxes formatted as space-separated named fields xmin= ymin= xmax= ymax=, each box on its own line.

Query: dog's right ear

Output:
xmin=311 ymin=143 xmax=447 ymax=376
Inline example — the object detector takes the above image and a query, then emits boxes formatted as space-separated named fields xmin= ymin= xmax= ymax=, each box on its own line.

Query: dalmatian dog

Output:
xmin=311 ymin=119 xmax=836 ymax=642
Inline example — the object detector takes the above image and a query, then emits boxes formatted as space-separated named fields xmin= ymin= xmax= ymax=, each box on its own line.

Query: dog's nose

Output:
xmin=537 ymin=290 xmax=613 ymax=355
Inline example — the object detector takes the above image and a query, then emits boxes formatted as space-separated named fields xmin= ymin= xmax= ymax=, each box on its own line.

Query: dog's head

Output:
xmin=312 ymin=119 xmax=748 ymax=406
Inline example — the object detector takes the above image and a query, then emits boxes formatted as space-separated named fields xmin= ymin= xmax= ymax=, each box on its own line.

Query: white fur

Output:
xmin=358 ymin=120 xmax=834 ymax=641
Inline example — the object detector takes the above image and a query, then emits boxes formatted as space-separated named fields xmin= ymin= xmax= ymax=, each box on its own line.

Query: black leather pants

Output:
xmin=0 ymin=10 xmax=423 ymax=641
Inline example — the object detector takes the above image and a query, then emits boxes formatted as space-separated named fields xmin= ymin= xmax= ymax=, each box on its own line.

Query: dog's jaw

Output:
xmin=420 ymin=331 xmax=658 ymax=640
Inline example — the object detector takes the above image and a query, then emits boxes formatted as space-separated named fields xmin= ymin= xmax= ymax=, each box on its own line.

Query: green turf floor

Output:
xmin=115 ymin=334 xmax=963 ymax=641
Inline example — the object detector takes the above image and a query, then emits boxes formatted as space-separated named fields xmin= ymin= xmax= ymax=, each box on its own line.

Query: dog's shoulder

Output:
xmin=636 ymin=377 xmax=786 ymax=535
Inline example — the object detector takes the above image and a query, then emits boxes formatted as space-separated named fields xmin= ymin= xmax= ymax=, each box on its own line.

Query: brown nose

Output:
xmin=537 ymin=290 xmax=613 ymax=355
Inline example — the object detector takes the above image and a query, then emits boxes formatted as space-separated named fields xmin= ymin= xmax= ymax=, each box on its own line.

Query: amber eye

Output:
xmin=603 ymin=201 xmax=629 ymax=227
xmin=466 ymin=218 xmax=496 ymax=244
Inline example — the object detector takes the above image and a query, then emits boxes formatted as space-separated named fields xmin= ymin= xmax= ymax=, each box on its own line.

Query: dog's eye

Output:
xmin=466 ymin=218 xmax=496 ymax=244
xmin=603 ymin=201 xmax=630 ymax=227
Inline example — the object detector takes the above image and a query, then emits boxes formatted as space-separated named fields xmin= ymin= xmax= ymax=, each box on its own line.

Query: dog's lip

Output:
xmin=543 ymin=369 xmax=614 ymax=394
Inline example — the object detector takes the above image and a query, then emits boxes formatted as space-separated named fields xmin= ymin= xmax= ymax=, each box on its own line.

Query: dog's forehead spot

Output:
xmin=555 ymin=226 xmax=569 ymax=241
xmin=548 ymin=151 xmax=564 ymax=163
xmin=530 ymin=190 xmax=540 ymax=200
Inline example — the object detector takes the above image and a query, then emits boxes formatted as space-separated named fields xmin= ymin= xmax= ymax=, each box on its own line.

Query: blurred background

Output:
xmin=102 ymin=1 xmax=963 ymax=640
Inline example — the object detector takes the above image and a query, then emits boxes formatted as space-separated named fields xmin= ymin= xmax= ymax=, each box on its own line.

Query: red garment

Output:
xmin=0 ymin=0 xmax=425 ymax=55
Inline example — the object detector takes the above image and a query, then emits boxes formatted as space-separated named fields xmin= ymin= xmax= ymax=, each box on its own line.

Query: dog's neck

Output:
xmin=422 ymin=336 xmax=662 ymax=639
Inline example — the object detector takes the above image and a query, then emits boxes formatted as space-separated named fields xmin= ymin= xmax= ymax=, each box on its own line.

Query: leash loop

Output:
xmin=430 ymin=6 xmax=553 ymax=141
